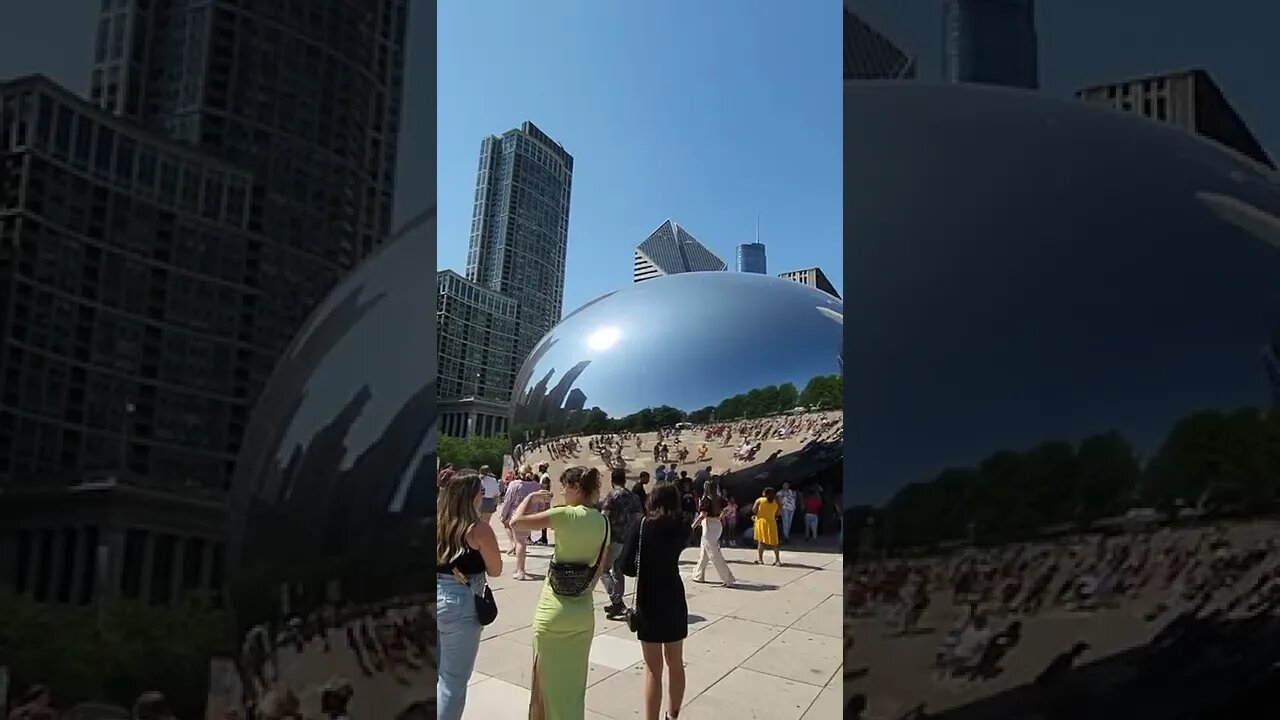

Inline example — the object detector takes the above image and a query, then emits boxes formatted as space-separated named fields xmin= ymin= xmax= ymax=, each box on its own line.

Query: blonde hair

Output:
xmin=436 ymin=470 xmax=482 ymax=565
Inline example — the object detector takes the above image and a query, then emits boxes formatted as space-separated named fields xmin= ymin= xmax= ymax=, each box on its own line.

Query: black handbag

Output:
xmin=626 ymin=519 xmax=645 ymax=634
xmin=547 ymin=512 xmax=610 ymax=597
xmin=453 ymin=568 xmax=498 ymax=626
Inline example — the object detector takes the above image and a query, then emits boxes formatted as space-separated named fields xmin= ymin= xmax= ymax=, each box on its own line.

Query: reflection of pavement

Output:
xmin=269 ymin=627 xmax=433 ymax=718
xmin=844 ymin=520 xmax=1280 ymax=718
xmin=844 ymin=601 xmax=1153 ymax=717
xmin=524 ymin=413 xmax=842 ymax=499
xmin=465 ymin=513 xmax=843 ymax=719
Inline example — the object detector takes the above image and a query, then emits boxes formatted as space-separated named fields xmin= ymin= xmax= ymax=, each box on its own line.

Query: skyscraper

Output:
xmin=943 ymin=0 xmax=1039 ymax=89
xmin=89 ymin=0 xmax=409 ymax=345
xmin=1076 ymin=69 xmax=1274 ymax=170
xmin=845 ymin=5 xmax=916 ymax=80
xmin=0 ymin=1 xmax=411 ymax=605
xmin=736 ymin=242 xmax=767 ymax=274
xmin=436 ymin=270 xmax=518 ymax=438
xmin=633 ymin=220 xmax=727 ymax=282
xmin=0 ymin=76 xmax=241 ymax=603
xmin=466 ymin=122 xmax=574 ymax=380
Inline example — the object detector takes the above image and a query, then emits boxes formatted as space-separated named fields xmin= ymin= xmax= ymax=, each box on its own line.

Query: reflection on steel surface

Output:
xmin=225 ymin=209 xmax=438 ymax=717
xmin=844 ymin=83 xmax=1280 ymax=719
xmin=511 ymin=271 xmax=844 ymax=498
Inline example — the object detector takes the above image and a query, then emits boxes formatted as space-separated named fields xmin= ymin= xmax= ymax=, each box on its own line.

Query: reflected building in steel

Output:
xmin=632 ymin=219 xmax=727 ymax=282
xmin=845 ymin=82 xmax=1280 ymax=718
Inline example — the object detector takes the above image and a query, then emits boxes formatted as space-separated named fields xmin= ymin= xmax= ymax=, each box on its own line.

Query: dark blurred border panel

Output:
xmin=0 ymin=2 xmax=436 ymax=718
xmin=845 ymin=1 xmax=1280 ymax=718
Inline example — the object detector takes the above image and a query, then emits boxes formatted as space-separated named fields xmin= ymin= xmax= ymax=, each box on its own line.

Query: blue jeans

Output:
xmin=600 ymin=542 xmax=626 ymax=605
xmin=437 ymin=572 xmax=484 ymax=720
xmin=781 ymin=508 xmax=795 ymax=539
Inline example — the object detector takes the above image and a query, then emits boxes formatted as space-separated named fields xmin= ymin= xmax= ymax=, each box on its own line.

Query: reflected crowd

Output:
xmin=844 ymin=519 xmax=1280 ymax=719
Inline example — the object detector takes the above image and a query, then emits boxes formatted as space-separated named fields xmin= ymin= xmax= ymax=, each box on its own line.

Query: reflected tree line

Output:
xmin=513 ymin=374 xmax=843 ymax=442
xmin=855 ymin=407 xmax=1280 ymax=551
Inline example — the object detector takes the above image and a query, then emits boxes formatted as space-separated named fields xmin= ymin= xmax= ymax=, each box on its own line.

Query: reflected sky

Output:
xmin=513 ymin=272 xmax=843 ymax=425
xmin=845 ymin=82 xmax=1280 ymax=507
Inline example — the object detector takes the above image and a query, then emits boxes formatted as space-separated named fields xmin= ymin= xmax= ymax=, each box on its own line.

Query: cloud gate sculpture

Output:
xmin=511 ymin=271 xmax=844 ymax=506
xmin=844 ymin=82 xmax=1280 ymax=719
xmin=225 ymin=209 xmax=438 ymax=717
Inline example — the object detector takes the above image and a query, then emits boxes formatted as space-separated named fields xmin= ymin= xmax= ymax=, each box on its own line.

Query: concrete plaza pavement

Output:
xmin=461 ymin=514 xmax=845 ymax=719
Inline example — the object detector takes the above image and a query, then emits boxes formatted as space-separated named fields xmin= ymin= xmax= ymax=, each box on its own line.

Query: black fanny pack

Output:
xmin=547 ymin=513 xmax=610 ymax=597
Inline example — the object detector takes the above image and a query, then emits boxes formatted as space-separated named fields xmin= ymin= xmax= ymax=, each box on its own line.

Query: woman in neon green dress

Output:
xmin=510 ymin=465 xmax=609 ymax=720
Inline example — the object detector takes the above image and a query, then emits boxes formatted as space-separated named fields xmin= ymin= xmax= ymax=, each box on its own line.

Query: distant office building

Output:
xmin=633 ymin=220 xmax=727 ymax=283
xmin=467 ymin=122 xmax=573 ymax=383
xmin=943 ymin=0 xmax=1039 ymax=89
xmin=437 ymin=270 xmax=518 ymax=438
xmin=780 ymin=268 xmax=841 ymax=299
xmin=1076 ymin=69 xmax=1274 ymax=170
xmin=736 ymin=242 xmax=767 ymax=274
xmin=845 ymin=5 xmax=916 ymax=80
xmin=0 ymin=75 xmax=264 ymax=603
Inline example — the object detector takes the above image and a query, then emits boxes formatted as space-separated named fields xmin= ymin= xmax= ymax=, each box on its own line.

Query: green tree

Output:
xmin=0 ymin=591 xmax=230 ymax=719
xmin=438 ymin=434 xmax=509 ymax=473
xmin=799 ymin=374 xmax=842 ymax=409
xmin=1074 ymin=431 xmax=1141 ymax=521
xmin=776 ymin=382 xmax=800 ymax=412
xmin=1146 ymin=410 xmax=1236 ymax=510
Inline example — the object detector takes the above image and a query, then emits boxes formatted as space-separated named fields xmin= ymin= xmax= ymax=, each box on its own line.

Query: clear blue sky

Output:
xmin=438 ymin=1 xmax=844 ymax=315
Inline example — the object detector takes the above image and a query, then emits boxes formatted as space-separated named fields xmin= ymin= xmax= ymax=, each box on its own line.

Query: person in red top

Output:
xmin=802 ymin=489 xmax=823 ymax=541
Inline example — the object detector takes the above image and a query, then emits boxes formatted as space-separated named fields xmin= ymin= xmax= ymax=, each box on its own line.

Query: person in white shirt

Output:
xmin=478 ymin=465 xmax=500 ymax=522
xmin=778 ymin=482 xmax=798 ymax=542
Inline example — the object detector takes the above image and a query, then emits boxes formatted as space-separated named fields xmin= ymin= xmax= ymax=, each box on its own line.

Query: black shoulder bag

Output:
xmin=547 ymin=511 xmax=610 ymax=597
xmin=627 ymin=518 xmax=646 ymax=634
xmin=452 ymin=568 xmax=497 ymax=626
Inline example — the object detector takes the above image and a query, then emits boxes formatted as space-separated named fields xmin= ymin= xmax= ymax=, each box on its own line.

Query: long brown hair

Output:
xmin=560 ymin=465 xmax=602 ymax=504
xmin=436 ymin=470 xmax=482 ymax=565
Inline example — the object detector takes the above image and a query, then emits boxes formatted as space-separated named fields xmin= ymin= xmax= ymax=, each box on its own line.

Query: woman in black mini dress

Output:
xmin=623 ymin=483 xmax=690 ymax=719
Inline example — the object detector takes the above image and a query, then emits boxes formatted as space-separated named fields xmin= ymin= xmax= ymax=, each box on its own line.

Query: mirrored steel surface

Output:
xmin=512 ymin=271 xmax=844 ymax=502
xmin=845 ymin=82 xmax=1280 ymax=719
xmin=225 ymin=210 xmax=438 ymax=716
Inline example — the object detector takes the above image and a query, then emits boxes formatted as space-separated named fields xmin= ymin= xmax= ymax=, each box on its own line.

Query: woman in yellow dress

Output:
xmin=752 ymin=487 xmax=783 ymax=566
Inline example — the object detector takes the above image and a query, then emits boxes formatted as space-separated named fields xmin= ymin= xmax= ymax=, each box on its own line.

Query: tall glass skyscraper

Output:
xmin=736 ymin=242 xmax=768 ymax=274
xmin=90 ymin=0 xmax=409 ymax=341
xmin=466 ymin=122 xmax=574 ymax=380
xmin=943 ymin=0 xmax=1039 ymax=89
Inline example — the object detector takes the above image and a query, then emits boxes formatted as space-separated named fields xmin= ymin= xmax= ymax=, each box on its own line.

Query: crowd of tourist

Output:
xmin=435 ymin=454 xmax=813 ymax=720
xmin=844 ymin=520 xmax=1280 ymax=717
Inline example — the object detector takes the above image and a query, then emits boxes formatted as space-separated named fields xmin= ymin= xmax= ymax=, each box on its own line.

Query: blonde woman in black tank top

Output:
xmin=437 ymin=471 xmax=503 ymax=720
